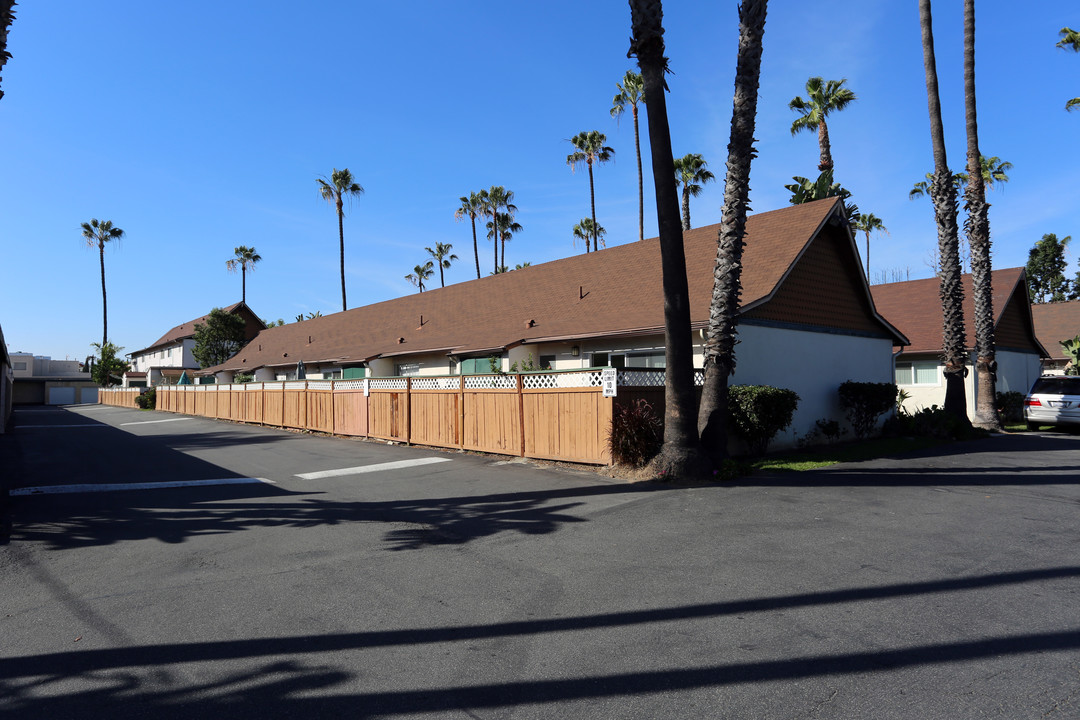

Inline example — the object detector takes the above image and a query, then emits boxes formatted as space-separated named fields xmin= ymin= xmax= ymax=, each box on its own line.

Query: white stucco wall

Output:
xmin=896 ymin=349 xmax=1043 ymax=419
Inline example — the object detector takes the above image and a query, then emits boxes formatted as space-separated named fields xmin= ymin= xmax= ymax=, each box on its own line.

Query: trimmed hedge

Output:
xmin=838 ymin=381 xmax=898 ymax=439
xmin=728 ymin=385 xmax=800 ymax=455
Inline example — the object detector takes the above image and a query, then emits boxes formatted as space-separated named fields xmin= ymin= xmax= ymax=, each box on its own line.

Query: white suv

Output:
xmin=1024 ymin=376 xmax=1080 ymax=431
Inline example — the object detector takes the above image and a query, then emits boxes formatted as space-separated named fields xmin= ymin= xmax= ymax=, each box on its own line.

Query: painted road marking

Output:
xmin=10 ymin=478 xmax=276 ymax=496
xmin=120 ymin=418 xmax=194 ymax=426
xmin=296 ymin=457 xmax=452 ymax=480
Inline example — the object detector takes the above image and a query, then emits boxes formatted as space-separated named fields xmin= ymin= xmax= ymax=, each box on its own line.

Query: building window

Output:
xmin=449 ymin=358 xmax=459 ymax=375
xmin=14 ymin=361 xmax=26 ymax=370
xmin=539 ymin=355 xmax=556 ymax=370
xmin=395 ymin=362 xmax=420 ymax=377
xmin=895 ymin=360 xmax=939 ymax=385
xmin=322 ymin=369 xmax=342 ymax=380
xmin=626 ymin=351 xmax=666 ymax=369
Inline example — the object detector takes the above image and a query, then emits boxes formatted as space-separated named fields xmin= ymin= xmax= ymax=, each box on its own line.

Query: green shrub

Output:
xmin=996 ymin=391 xmax=1024 ymax=423
xmin=796 ymin=418 xmax=846 ymax=448
xmin=728 ymin=385 xmax=800 ymax=455
xmin=882 ymin=405 xmax=987 ymax=440
xmin=134 ymin=387 xmax=156 ymax=410
xmin=609 ymin=399 xmax=663 ymax=467
xmin=838 ymin=381 xmax=898 ymax=439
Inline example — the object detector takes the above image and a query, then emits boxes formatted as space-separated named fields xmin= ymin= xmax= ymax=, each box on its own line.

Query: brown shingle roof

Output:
xmin=207 ymin=199 xmax=903 ymax=373
xmin=1031 ymin=301 xmax=1080 ymax=361
xmin=131 ymin=302 xmax=263 ymax=356
xmin=871 ymin=267 xmax=1045 ymax=355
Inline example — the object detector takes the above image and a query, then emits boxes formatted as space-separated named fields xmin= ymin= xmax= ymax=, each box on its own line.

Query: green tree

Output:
xmin=919 ymin=0 xmax=968 ymax=422
xmin=455 ymin=191 xmax=486 ymax=279
xmin=192 ymin=308 xmax=247 ymax=369
xmin=425 ymin=242 xmax=458 ymax=288
xmin=673 ymin=153 xmax=715 ymax=230
xmin=572 ymin=218 xmax=605 ymax=252
xmin=852 ymin=213 xmax=888 ymax=282
xmin=405 ymin=261 xmax=434 ymax=292
xmin=789 ymin=76 xmax=855 ymax=174
xmin=225 ymin=245 xmax=261 ymax=304
xmin=480 ymin=186 xmax=516 ymax=270
xmin=1026 ymin=233 xmax=1072 ymax=303
xmin=81 ymin=218 xmax=125 ymax=350
xmin=611 ymin=70 xmax=646 ymax=242
xmin=1057 ymin=27 xmax=1080 ymax=111
xmin=697 ymin=0 xmax=768 ymax=464
xmin=963 ymin=0 xmax=999 ymax=430
xmin=567 ymin=130 xmax=614 ymax=252
xmin=317 ymin=168 xmax=364 ymax=312
xmin=0 ymin=1 xmax=16 ymax=102
xmin=89 ymin=341 xmax=129 ymax=387
xmin=629 ymin=0 xmax=712 ymax=479
xmin=485 ymin=212 xmax=522 ymax=270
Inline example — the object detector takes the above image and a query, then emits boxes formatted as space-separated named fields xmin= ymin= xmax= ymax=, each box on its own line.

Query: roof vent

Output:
xmin=525 ymin=319 xmax=536 ymax=328
xmin=397 ymin=337 xmax=406 ymax=344
xmin=283 ymin=352 xmax=288 ymax=358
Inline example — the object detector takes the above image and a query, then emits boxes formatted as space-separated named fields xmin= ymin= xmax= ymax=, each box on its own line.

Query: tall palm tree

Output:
xmin=572 ymin=218 xmax=605 ymax=251
xmin=0 ymin=1 xmax=16 ymax=102
xmin=486 ymin=212 xmax=522 ymax=270
xmin=481 ymin=186 xmax=516 ymax=270
xmin=673 ymin=153 xmax=716 ymax=230
xmin=909 ymin=155 xmax=1011 ymax=199
xmin=697 ymin=0 xmax=769 ymax=463
xmin=317 ymin=168 xmax=364 ymax=312
xmin=852 ymin=213 xmax=888 ymax=282
xmin=919 ymin=0 xmax=968 ymax=422
xmin=567 ymin=131 xmax=614 ymax=252
xmin=225 ymin=245 xmax=261 ymax=303
xmin=964 ymin=0 xmax=999 ymax=431
xmin=81 ymin=218 xmax=125 ymax=350
xmin=1057 ymin=27 xmax=1080 ymax=111
xmin=455 ymin=191 xmax=486 ymax=279
xmin=405 ymin=261 xmax=434 ymax=293
xmin=611 ymin=70 xmax=646 ymax=242
xmin=629 ymin=0 xmax=712 ymax=479
xmin=789 ymin=77 xmax=855 ymax=174
xmin=425 ymin=242 xmax=458 ymax=288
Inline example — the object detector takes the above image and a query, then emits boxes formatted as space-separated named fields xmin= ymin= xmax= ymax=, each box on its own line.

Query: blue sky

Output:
xmin=2 ymin=1 xmax=1077 ymax=362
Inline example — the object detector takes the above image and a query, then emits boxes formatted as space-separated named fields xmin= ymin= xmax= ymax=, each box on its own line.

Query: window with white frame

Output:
xmin=395 ymin=362 xmax=420 ymax=377
xmin=895 ymin=360 xmax=939 ymax=385
xmin=625 ymin=351 xmax=666 ymax=369
xmin=322 ymin=369 xmax=342 ymax=380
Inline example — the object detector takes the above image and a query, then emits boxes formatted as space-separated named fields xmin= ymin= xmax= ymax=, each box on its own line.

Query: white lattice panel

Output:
xmin=307 ymin=381 xmax=333 ymax=390
xmin=694 ymin=370 xmax=705 ymax=386
xmin=369 ymin=378 xmax=408 ymax=390
xmin=282 ymin=381 xmax=306 ymax=390
xmin=522 ymin=371 xmax=603 ymax=389
xmin=618 ymin=370 xmax=665 ymax=387
xmin=464 ymin=375 xmax=517 ymax=389
xmin=335 ymin=380 xmax=365 ymax=390
xmin=411 ymin=377 xmax=460 ymax=390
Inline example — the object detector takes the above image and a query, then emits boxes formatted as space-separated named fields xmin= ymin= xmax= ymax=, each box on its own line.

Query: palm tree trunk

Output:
xmin=99 ymin=244 xmax=108 ymax=348
xmin=681 ymin=186 xmax=691 ymax=231
xmin=816 ymin=117 xmax=833 ymax=173
xmin=471 ymin=217 xmax=480 ymax=279
xmin=919 ymin=0 xmax=968 ymax=422
xmin=501 ymin=234 xmax=506 ymax=271
xmin=587 ymin=162 xmax=596 ymax=253
xmin=630 ymin=0 xmax=711 ymax=479
xmin=440 ymin=263 xmax=445 ymax=288
xmin=964 ymin=0 xmax=998 ymax=430
xmin=865 ymin=230 xmax=871 ymax=283
xmin=242 ymin=266 xmax=246 ymax=304
xmin=337 ymin=199 xmax=347 ymax=312
xmin=697 ymin=0 xmax=768 ymax=463
xmin=633 ymin=104 xmax=644 ymax=242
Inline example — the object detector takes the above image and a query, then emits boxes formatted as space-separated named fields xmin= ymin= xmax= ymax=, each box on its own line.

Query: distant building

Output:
xmin=9 ymin=350 xmax=98 ymax=405
xmin=1030 ymin=301 xmax=1080 ymax=375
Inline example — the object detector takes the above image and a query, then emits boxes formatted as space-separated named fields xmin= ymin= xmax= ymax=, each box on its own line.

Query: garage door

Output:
xmin=48 ymin=387 xmax=76 ymax=405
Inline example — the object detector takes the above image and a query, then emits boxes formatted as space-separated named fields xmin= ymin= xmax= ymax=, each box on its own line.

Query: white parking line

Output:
xmin=296 ymin=457 xmax=452 ymax=480
xmin=120 ymin=418 xmax=194 ymax=426
xmin=10 ymin=478 xmax=276 ymax=496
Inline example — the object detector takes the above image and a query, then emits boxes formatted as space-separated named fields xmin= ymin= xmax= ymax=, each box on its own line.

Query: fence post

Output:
xmin=517 ymin=373 xmax=526 ymax=457
xmin=405 ymin=377 xmax=412 ymax=445
xmin=458 ymin=375 xmax=465 ymax=449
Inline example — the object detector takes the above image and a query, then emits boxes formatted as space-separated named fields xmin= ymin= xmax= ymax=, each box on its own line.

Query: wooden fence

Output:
xmin=98 ymin=388 xmax=142 ymax=408
xmin=99 ymin=370 xmax=665 ymax=465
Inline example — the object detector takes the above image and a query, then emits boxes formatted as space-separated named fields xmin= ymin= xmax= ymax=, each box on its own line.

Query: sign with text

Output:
xmin=601 ymin=367 xmax=617 ymax=398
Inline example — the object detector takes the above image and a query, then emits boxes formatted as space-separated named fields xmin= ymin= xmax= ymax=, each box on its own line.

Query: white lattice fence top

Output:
xmin=464 ymin=374 xmax=517 ymax=389
xmin=282 ymin=381 xmax=306 ymax=390
xmin=411 ymin=377 xmax=460 ymax=390
xmin=335 ymin=380 xmax=365 ymax=390
xmin=522 ymin=371 xmax=603 ymax=389
xmin=694 ymin=370 xmax=704 ymax=387
xmin=616 ymin=369 xmax=706 ymax=387
xmin=369 ymin=378 xmax=408 ymax=390
xmin=307 ymin=381 xmax=333 ymax=390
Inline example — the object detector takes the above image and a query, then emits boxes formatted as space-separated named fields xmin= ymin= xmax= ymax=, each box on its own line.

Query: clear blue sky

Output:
xmin=2 ymin=1 xmax=1076 ymax=362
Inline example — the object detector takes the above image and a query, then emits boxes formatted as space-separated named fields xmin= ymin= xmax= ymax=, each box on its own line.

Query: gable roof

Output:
xmin=206 ymin=198 xmax=905 ymax=374
xmin=1031 ymin=301 xmax=1080 ymax=361
xmin=871 ymin=267 xmax=1047 ymax=356
xmin=130 ymin=301 xmax=264 ymax=356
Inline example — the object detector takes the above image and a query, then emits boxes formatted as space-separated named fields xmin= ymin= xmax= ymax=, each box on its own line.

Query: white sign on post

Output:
xmin=601 ymin=367 xmax=617 ymax=398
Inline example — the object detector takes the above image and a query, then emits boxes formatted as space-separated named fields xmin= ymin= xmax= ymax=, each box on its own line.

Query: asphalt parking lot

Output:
xmin=2 ymin=404 xmax=1079 ymax=719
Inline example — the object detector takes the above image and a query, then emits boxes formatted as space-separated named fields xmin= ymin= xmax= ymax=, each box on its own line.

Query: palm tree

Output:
xmin=81 ymin=218 xmax=125 ymax=349
xmin=611 ymin=70 xmax=646 ymax=242
xmin=909 ymin=155 xmax=1011 ymax=199
xmin=567 ymin=131 xmax=614 ymax=252
xmin=480 ymin=186 xmax=516 ymax=270
xmin=317 ymin=168 xmax=364 ymax=312
xmin=672 ymin=153 xmax=716 ymax=230
xmin=789 ymin=77 xmax=856 ymax=174
xmin=0 ymin=1 xmax=15 ymax=102
xmin=964 ymin=0 xmax=998 ymax=431
xmin=697 ymin=0 xmax=768 ymax=464
xmin=629 ymin=0 xmax=712 ymax=479
xmin=486 ymin=212 xmax=522 ymax=270
xmin=572 ymin=218 xmax=606 ymax=251
xmin=852 ymin=214 xmax=888 ymax=282
xmin=425 ymin=242 xmax=458 ymax=288
xmin=225 ymin=245 xmax=262 ymax=303
xmin=1057 ymin=27 xmax=1080 ymax=111
xmin=455 ymin=191 xmax=486 ymax=279
xmin=919 ymin=0 xmax=968 ymax=422
xmin=405 ymin=261 xmax=434 ymax=293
